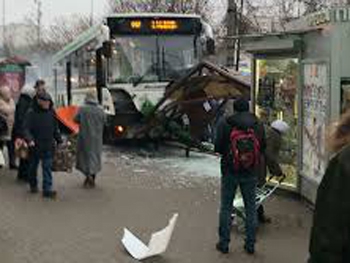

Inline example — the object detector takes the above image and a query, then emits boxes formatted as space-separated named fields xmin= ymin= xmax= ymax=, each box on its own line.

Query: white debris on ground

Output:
xmin=152 ymin=151 xmax=221 ymax=178
xmin=102 ymin=145 xmax=220 ymax=192
xmin=103 ymin=145 xmax=221 ymax=178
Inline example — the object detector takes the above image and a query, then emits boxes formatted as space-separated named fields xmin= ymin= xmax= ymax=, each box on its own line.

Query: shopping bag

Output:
xmin=52 ymin=137 xmax=76 ymax=173
xmin=0 ymin=149 xmax=5 ymax=167
xmin=15 ymin=139 xmax=29 ymax=159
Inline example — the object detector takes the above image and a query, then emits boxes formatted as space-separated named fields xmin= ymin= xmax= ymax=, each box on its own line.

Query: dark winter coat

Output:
xmin=13 ymin=93 xmax=33 ymax=138
xmin=308 ymin=145 xmax=350 ymax=263
xmin=74 ymin=99 xmax=105 ymax=176
xmin=214 ymin=112 xmax=266 ymax=175
xmin=258 ymin=126 xmax=284 ymax=186
xmin=23 ymin=101 xmax=62 ymax=154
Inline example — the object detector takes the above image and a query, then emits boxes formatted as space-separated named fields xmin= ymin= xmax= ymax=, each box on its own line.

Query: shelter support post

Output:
xmin=96 ymin=48 xmax=104 ymax=104
xmin=66 ymin=61 xmax=72 ymax=106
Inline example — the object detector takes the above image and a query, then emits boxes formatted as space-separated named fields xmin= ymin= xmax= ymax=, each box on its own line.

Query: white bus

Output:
xmin=53 ymin=13 xmax=214 ymax=140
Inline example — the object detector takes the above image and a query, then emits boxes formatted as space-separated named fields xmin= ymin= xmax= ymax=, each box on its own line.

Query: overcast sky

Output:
xmin=2 ymin=0 xmax=108 ymax=25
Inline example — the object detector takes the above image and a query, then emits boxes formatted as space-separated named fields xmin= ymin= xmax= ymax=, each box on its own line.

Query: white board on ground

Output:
xmin=121 ymin=213 xmax=179 ymax=261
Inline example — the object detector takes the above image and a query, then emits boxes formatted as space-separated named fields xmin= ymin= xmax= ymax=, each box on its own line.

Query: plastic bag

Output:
xmin=0 ymin=149 xmax=5 ymax=167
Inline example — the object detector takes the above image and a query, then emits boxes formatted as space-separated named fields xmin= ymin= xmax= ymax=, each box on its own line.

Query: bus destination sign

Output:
xmin=107 ymin=17 xmax=201 ymax=36
xmin=130 ymin=19 xmax=179 ymax=31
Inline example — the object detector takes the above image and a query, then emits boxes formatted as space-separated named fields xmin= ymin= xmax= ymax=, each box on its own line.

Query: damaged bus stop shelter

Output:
xmin=136 ymin=61 xmax=250 ymax=150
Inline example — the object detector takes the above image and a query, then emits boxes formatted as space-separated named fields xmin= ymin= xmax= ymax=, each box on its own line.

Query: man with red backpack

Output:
xmin=215 ymin=98 xmax=266 ymax=255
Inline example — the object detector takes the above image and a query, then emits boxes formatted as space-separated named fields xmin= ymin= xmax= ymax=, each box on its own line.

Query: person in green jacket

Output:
xmin=308 ymin=111 xmax=350 ymax=263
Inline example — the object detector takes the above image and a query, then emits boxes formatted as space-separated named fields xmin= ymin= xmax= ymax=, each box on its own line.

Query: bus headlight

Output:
xmin=115 ymin=125 xmax=125 ymax=135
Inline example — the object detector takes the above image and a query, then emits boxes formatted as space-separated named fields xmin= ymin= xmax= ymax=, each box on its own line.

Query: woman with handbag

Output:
xmin=0 ymin=86 xmax=15 ymax=168
xmin=13 ymin=85 xmax=36 ymax=182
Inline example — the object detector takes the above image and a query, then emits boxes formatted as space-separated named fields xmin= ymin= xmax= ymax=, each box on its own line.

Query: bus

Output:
xmin=54 ymin=13 xmax=215 ymax=141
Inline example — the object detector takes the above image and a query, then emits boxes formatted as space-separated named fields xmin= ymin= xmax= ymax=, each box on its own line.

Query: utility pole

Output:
xmin=226 ymin=0 xmax=237 ymax=67
xmin=2 ymin=0 xmax=6 ymax=48
xmin=33 ymin=0 xmax=42 ymax=45
xmin=90 ymin=0 xmax=94 ymax=26
xmin=235 ymin=0 xmax=244 ymax=71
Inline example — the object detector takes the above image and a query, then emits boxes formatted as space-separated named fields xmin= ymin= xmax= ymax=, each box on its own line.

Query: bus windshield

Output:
xmin=108 ymin=35 xmax=200 ymax=84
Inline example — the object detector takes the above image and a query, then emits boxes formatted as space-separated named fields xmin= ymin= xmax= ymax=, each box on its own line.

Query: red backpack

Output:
xmin=230 ymin=127 xmax=261 ymax=171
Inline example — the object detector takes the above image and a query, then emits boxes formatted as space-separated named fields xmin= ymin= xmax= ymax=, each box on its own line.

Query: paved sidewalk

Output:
xmin=0 ymin=147 xmax=312 ymax=263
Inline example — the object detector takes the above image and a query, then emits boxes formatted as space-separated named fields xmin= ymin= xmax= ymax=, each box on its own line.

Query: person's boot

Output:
xmin=216 ymin=242 xmax=229 ymax=254
xmin=90 ymin=174 xmax=96 ymax=188
xmin=83 ymin=176 xmax=95 ymax=189
xmin=258 ymin=206 xmax=271 ymax=224
xmin=42 ymin=190 xmax=57 ymax=199
xmin=244 ymin=243 xmax=255 ymax=255
xmin=259 ymin=216 xmax=272 ymax=224
xmin=10 ymin=164 xmax=18 ymax=170
xmin=83 ymin=177 xmax=90 ymax=188
xmin=30 ymin=187 xmax=39 ymax=194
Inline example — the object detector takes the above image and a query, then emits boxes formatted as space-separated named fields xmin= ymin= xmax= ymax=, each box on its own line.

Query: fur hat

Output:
xmin=271 ymin=120 xmax=290 ymax=134
xmin=21 ymin=85 xmax=36 ymax=98
xmin=85 ymin=91 xmax=98 ymax=104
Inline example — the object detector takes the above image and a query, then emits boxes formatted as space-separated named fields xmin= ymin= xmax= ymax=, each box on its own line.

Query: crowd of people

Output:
xmin=214 ymin=98 xmax=349 ymax=261
xmin=0 ymin=80 xmax=105 ymax=199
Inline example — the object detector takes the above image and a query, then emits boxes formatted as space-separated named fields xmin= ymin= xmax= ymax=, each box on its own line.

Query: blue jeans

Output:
xmin=218 ymin=171 xmax=257 ymax=249
xmin=29 ymin=152 xmax=53 ymax=192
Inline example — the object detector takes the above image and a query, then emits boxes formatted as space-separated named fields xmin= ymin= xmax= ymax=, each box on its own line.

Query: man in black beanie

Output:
xmin=215 ymin=98 xmax=266 ymax=255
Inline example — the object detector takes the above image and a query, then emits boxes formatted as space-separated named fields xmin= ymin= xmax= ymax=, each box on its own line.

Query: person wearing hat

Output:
xmin=13 ymin=85 xmax=36 ymax=182
xmin=257 ymin=120 xmax=290 ymax=223
xmin=33 ymin=79 xmax=46 ymax=95
xmin=74 ymin=91 xmax=105 ymax=188
xmin=4 ymin=81 xmax=42 ymax=171
xmin=24 ymin=91 xmax=62 ymax=199
xmin=215 ymin=98 xmax=266 ymax=255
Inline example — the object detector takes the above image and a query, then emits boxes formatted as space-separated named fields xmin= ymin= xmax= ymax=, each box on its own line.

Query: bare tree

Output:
xmin=106 ymin=0 xmax=215 ymax=24
xmin=301 ymin=0 xmax=328 ymax=14
xmin=24 ymin=14 xmax=91 ymax=52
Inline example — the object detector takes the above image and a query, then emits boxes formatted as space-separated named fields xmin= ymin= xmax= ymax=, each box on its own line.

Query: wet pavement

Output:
xmin=0 ymin=146 xmax=312 ymax=263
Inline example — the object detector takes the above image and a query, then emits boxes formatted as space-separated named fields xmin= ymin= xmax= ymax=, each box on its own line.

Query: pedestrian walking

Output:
xmin=215 ymin=98 xmax=266 ymax=255
xmin=308 ymin=110 xmax=350 ymax=263
xmin=0 ymin=85 xmax=15 ymax=168
xmin=33 ymin=79 xmax=45 ymax=96
xmin=257 ymin=120 xmax=289 ymax=223
xmin=13 ymin=85 xmax=36 ymax=182
xmin=74 ymin=92 xmax=105 ymax=188
xmin=24 ymin=91 xmax=62 ymax=199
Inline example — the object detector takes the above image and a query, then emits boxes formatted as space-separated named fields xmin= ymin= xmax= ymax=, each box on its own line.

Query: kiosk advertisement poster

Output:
xmin=302 ymin=63 xmax=328 ymax=183
xmin=0 ymin=64 xmax=25 ymax=101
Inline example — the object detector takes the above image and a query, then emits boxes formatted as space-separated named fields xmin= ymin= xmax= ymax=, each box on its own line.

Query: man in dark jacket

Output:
xmin=215 ymin=98 xmax=266 ymax=255
xmin=13 ymin=85 xmax=36 ymax=182
xmin=24 ymin=92 xmax=62 ymax=199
